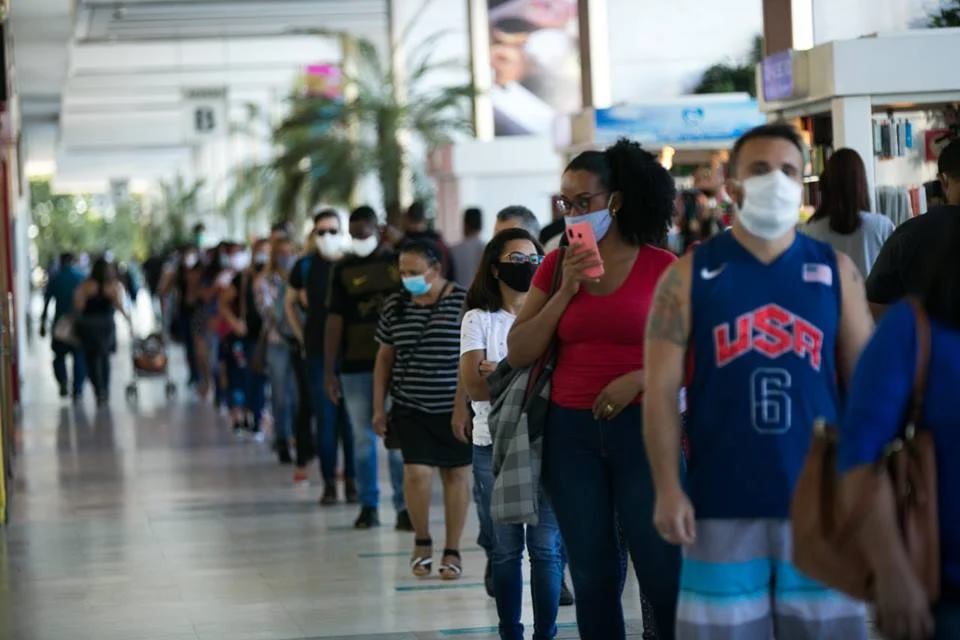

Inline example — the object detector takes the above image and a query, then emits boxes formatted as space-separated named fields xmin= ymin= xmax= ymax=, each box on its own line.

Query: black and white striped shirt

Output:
xmin=375 ymin=285 xmax=467 ymax=414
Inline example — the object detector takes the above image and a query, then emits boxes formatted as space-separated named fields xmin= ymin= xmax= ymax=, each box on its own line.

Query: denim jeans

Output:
xmin=224 ymin=339 xmax=247 ymax=410
xmin=341 ymin=371 xmax=404 ymax=511
xmin=475 ymin=444 xmax=562 ymax=640
xmin=543 ymin=404 xmax=681 ymax=640
xmin=53 ymin=339 xmax=86 ymax=395
xmin=244 ymin=338 xmax=266 ymax=429
xmin=266 ymin=343 xmax=296 ymax=442
xmin=307 ymin=356 xmax=355 ymax=481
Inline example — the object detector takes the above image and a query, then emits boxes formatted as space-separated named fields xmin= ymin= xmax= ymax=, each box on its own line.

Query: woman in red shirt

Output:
xmin=508 ymin=139 xmax=681 ymax=640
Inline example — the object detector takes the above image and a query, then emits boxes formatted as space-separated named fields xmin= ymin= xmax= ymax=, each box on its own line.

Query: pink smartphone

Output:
xmin=566 ymin=221 xmax=604 ymax=279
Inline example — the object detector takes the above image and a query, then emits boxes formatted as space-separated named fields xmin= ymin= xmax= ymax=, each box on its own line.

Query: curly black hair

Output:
xmin=564 ymin=138 xmax=675 ymax=246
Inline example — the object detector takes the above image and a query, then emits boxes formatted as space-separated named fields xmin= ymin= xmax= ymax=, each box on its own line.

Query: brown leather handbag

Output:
xmin=791 ymin=299 xmax=940 ymax=602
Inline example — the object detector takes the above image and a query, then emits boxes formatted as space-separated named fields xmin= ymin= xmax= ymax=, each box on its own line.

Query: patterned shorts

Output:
xmin=676 ymin=519 xmax=868 ymax=640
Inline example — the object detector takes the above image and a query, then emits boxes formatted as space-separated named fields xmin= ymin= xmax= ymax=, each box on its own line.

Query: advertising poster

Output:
xmin=487 ymin=0 xmax=582 ymax=136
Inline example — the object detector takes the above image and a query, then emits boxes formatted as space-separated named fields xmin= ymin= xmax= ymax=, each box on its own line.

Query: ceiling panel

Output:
xmin=78 ymin=0 xmax=387 ymax=42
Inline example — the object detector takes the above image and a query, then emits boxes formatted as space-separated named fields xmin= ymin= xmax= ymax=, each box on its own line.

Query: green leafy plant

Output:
xmin=694 ymin=35 xmax=763 ymax=97
xmin=929 ymin=0 xmax=960 ymax=27
xmin=30 ymin=179 xmax=145 ymax=265
xmin=274 ymin=30 xmax=475 ymax=225
xmin=149 ymin=175 xmax=205 ymax=251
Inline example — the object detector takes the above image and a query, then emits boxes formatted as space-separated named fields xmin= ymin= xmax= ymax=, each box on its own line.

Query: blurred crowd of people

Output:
xmin=34 ymin=128 xmax=960 ymax=640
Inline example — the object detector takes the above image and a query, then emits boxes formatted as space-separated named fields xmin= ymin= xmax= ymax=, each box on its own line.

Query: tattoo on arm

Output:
xmin=647 ymin=266 xmax=688 ymax=346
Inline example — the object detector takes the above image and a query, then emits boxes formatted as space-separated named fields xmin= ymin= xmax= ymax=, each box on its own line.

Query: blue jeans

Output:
xmin=341 ymin=372 xmax=404 ymax=510
xmin=543 ymin=404 xmax=681 ymax=640
xmin=52 ymin=339 xmax=86 ymax=395
xmin=244 ymin=338 xmax=266 ymax=429
xmin=307 ymin=356 xmax=355 ymax=481
xmin=475 ymin=444 xmax=562 ymax=640
xmin=266 ymin=343 xmax=296 ymax=442
xmin=224 ymin=339 xmax=247 ymax=410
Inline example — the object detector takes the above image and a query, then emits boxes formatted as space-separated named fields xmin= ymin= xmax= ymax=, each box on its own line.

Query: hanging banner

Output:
xmin=594 ymin=97 xmax=767 ymax=148
xmin=487 ymin=0 xmax=582 ymax=136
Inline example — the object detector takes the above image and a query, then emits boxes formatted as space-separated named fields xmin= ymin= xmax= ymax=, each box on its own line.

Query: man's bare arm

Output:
xmin=643 ymin=257 xmax=692 ymax=490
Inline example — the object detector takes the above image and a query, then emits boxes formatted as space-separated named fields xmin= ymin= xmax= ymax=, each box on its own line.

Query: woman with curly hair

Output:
xmin=508 ymin=138 xmax=682 ymax=639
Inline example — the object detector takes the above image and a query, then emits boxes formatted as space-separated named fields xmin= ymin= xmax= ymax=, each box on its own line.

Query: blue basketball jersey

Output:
xmin=687 ymin=231 xmax=841 ymax=519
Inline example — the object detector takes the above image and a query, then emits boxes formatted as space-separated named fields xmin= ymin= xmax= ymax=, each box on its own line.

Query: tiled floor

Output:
xmin=0 ymin=333 xmax=646 ymax=639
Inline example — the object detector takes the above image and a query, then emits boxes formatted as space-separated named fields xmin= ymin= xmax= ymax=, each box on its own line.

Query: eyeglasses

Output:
xmin=501 ymin=252 xmax=544 ymax=265
xmin=552 ymin=191 xmax=608 ymax=216
xmin=314 ymin=229 xmax=338 ymax=236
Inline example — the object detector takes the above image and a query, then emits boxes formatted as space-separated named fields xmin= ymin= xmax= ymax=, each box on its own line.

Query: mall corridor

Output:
xmin=0 ymin=337 xmax=646 ymax=640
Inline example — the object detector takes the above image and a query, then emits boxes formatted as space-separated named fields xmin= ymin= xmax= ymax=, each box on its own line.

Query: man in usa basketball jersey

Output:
xmin=643 ymin=124 xmax=875 ymax=639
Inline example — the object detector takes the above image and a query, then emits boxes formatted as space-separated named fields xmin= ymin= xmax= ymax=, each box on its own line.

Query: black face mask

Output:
xmin=496 ymin=262 xmax=537 ymax=293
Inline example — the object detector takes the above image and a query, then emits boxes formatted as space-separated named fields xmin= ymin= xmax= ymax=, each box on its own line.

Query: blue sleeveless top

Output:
xmin=687 ymin=231 xmax=841 ymax=518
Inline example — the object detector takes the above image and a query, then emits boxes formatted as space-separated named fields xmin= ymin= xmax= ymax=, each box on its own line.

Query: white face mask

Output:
xmin=230 ymin=251 xmax=251 ymax=271
xmin=183 ymin=253 xmax=198 ymax=269
xmin=351 ymin=235 xmax=379 ymax=258
xmin=315 ymin=233 xmax=344 ymax=261
xmin=737 ymin=171 xmax=802 ymax=240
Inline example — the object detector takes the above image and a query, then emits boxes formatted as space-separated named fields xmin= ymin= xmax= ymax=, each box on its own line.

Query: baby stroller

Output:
xmin=126 ymin=331 xmax=177 ymax=402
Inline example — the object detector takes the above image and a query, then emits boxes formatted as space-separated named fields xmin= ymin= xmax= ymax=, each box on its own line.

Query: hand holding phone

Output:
xmin=565 ymin=222 xmax=604 ymax=279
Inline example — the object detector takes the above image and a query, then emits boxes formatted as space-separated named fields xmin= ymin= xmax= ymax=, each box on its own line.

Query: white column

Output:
xmin=831 ymin=96 xmax=876 ymax=210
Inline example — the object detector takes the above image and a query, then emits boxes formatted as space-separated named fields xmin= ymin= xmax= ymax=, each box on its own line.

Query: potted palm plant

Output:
xmin=274 ymin=31 xmax=475 ymax=225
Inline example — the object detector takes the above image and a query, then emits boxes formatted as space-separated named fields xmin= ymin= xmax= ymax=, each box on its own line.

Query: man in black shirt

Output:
xmin=286 ymin=209 xmax=356 ymax=504
xmin=324 ymin=206 xmax=410 ymax=530
xmin=867 ymin=139 xmax=960 ymax=315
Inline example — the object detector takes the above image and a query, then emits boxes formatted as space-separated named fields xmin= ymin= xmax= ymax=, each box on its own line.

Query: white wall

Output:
xmin=606 ymin=0 xmax=763 ymax=101
xmin=813 ymin=0 xmax=938 ymax=44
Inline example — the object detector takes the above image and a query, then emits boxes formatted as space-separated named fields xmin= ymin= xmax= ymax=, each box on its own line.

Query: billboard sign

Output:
xmin=487 ymin=0 xmax=582 ymax=136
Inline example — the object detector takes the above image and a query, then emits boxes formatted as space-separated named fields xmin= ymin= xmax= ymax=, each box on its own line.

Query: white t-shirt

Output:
xmin=459 ymin=308 xmax=516 ymax=447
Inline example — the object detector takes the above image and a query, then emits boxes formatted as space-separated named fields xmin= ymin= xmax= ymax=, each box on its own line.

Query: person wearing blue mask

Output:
xmin=372 ymin=238 xmax=472 ymax=580
xmin=508 ymin=138 xmax=682 ymax=639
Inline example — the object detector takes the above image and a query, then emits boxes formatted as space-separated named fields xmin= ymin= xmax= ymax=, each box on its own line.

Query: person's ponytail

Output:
xmin=603 ymin=138 xmax=675 ymax=246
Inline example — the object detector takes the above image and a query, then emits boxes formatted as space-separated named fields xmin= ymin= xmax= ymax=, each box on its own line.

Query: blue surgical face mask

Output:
xmin=564 ymin=207 xmax=613 ymax=242
xmin=278 ymin=255 xmax=296 ymax=272
xmin=402 ymin=275 xmax=432 ymax=296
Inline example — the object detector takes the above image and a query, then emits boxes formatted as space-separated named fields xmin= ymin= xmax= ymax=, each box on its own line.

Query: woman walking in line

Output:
xmin=508 ymin=138 xmax=681 ymax=639
xmin=254 ymin=236 xmax=299 ymax=464
xmin=460 ymin=227 xmax=564 ymax=639
xmin=372 ymin=238 xmax=472 ymax=579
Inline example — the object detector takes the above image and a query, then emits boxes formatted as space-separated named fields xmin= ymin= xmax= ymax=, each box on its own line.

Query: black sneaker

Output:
xmin=484 ymin=559 xmax=495 ymax=598
xmin=59 ymin=384 xmax=69 ymax=398
xmin=395 ymin=509 xmax=414 ymax=532
xmin=354 ymin=506 xmax=380 ymax=529
xmin=275 ymin=443 xmax=293 ymax=465
xmin=319 ymin=484 xmax=338 ymax=506
xmin=559 ymin=578 xmax=574 ymax=606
